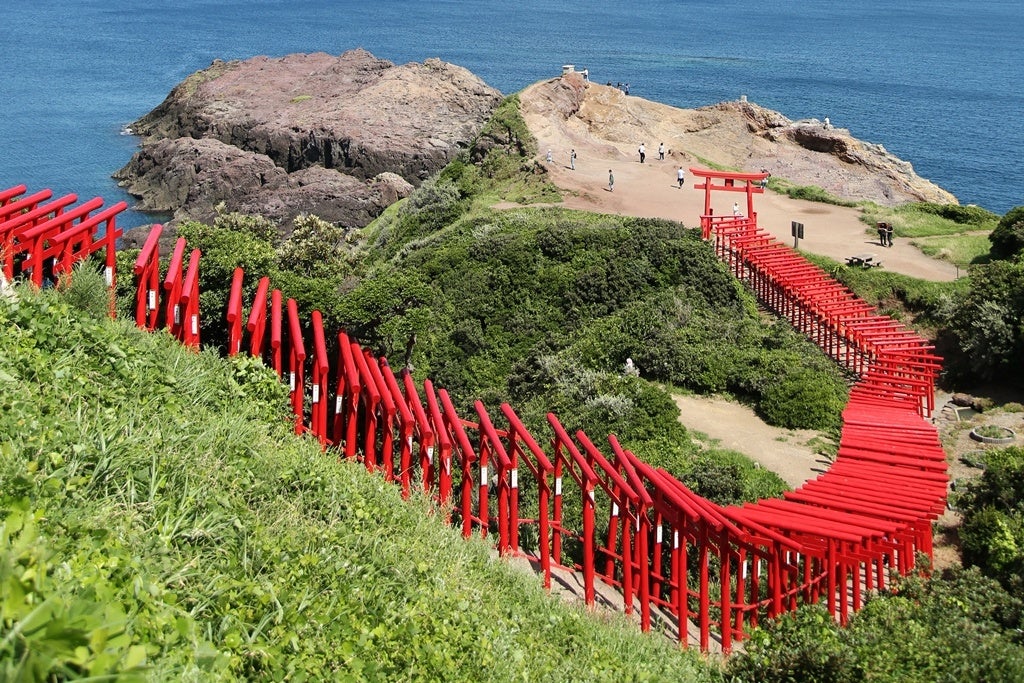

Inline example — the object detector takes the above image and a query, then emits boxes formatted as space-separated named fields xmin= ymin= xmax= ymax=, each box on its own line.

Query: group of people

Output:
xmin=637 ymin=142 xmax=667 ymax=164
xmin=877 ymin=222 xmax=895 ymax=247
xmin=555 ymin=138 xmax=684 ymax=190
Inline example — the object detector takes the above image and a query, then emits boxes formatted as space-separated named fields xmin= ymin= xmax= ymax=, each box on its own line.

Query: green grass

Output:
xmin=858 ymin=202 xmax=999 ymax=269
xmin=0 ymin=283 xmax=718 ymax=682
xmin=912 ymin=233 xmax=992 ymax=267
xmin=802 ymin=252 xmax=966 ymax=330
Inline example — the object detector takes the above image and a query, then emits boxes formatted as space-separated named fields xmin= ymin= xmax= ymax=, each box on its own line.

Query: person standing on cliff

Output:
xmin=658 ymin=142 xmax=665 ymax=161
xmin=608 ymin=169 xmax=615 ymax=192
xmin=638 ymin=143 xmax=646 ymax=164
xmin=677 ymin=167 xmax=685 ymax=188
xmin=570 ymin=149 xmax=576 ymax=170
xmin=546 ymin=149 xmax=553 ymax=164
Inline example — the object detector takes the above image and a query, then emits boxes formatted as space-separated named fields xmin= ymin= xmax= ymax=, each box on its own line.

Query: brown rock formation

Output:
xmin=115 ymin=49 xmax=503 ymax=232
xmin=521 ymin=74 xmax=956 ymax=207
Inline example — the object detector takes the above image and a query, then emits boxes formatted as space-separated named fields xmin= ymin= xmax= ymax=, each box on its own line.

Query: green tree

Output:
xmin=957 ymin=446 xmax=1024 ymax=590
xmin=989 ymin=205 xmax=1024 ymax=260
xmin=945 ymin=258 xmax=1024 ymax=383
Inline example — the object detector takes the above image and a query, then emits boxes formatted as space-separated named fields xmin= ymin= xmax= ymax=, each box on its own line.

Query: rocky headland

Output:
xmin=520 ymin=72 xmax=956 ymax=207
xmin=115 ymin=49 xmax=503 ymax=238
xmin=116 ymin=51 xmax=956 ymax=243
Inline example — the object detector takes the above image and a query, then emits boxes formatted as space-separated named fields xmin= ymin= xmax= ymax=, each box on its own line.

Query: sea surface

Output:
xmin=2 ymin=0 xmax=1021 ymax=231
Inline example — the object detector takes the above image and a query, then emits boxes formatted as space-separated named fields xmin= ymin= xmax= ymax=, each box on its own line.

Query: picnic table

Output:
xmin=845 ymin=253 xmax=882 ymax=268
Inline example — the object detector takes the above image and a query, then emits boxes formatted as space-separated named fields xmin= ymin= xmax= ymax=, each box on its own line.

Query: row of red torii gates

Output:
xmin=1 ymin=177 xmax=947 ymax=653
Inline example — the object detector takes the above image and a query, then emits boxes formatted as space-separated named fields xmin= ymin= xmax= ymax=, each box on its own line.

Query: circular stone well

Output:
xmin=969 ymin=425 xmax=1016 ymax=445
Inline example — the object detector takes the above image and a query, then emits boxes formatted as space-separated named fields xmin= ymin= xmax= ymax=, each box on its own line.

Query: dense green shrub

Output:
xmin=757 ymin=366 xmax=847 ymax=430
xmin=727 ymin=567 xmax=1024 ymax=682
xmin=943 ymin=258 xmax=1024 ymax=384
xmin=275 ymin=213 xmax=351 ymax=278
xmin=989 ymin=205 xmax=1024 ymax=260
xmin=957 ymin=446 xmax=1024 ymax=591
xmin=904 ymin=201 xmax=999 ymax=227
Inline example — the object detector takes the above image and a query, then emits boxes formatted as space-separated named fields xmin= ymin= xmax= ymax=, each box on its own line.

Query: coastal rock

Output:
xmin=113 ymin=137 xmax=287 ymax=219
xmin=521 ymin=76 xmax=957 ymax=206
xmin=117 ymin=49 xmax=503 ymax=231
xmin=114 ymin=137 xmax=416 ymax=230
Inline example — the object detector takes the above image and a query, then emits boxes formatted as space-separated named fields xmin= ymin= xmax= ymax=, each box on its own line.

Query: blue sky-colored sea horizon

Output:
xmin=2 ymin=0 xmax=1021 ymax=232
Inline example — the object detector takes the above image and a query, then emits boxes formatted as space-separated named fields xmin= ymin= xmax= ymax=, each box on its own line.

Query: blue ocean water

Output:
xmin=2 ymin=0 xmax=1021 ymax=231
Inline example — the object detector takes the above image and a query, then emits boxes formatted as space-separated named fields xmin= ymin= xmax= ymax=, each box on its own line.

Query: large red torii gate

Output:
xmin=690 ymin=168 xmax=768 ymax=238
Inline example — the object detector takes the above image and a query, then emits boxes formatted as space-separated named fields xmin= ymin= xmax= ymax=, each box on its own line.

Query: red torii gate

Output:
xmin=690 ymin=168 xmax=768 ymax=238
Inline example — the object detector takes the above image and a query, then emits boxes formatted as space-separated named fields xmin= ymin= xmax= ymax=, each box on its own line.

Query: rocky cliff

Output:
xmin=520 ymin=73 xmax=956 ymax=206
xmin=115 ymin=49 xmax=503 ymax=232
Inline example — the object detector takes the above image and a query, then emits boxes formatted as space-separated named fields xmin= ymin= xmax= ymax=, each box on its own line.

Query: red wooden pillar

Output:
xmin=673 ymin=524 xmax=688 ymax=647
xmin=270 ymin=289 xmax=283 ymax=378
xmin=422 ymin=379 xmax=452 ymax=505
xmin=698 ymin=525 xmax=710 ymax=652
xmin=286 ymin=298 xmax=307 ymax=434
xmin=132 ymin=225 xmax=163 ymax=330
xmin=380 ymin=359 xmax=415 ymax=495
xmin=402 ymin=370 xmax=435 ymax=496
xmin=162 ymin=238 xmax=186 ymax=339
xmin=438 ymin=388 xmax=480 ymax=539
xmin=352 ymin=343 xmax=380 ymax=468
xmin=364 ymin=351 xmax=396 ymax=479
xmin=246 ymin=276 xmax=270 ymax=358
xmin=720 ymin=541 xmax=732 ymax=654
xmin=336 ymin=332 xmax=361 ymax=459
xmin=179 ymin=249 xmax=202 ymax=349
xmin=226 ymin=267 xmax=245 ymax=356
xmin=476 ymin=401 xmax=514 ymax=555
xmin=310 ymin=311 xmax=330 ymax=447
xmin=637 ymin=508 xmax=651 ymax=632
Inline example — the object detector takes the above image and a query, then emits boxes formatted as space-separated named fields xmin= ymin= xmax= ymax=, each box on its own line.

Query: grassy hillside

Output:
xmin=0 ymin=277 xmax=720 ymax=681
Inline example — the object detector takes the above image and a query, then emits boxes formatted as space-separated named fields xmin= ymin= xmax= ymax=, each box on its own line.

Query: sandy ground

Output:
xmin=672 ymin=395 xmax=828 ymax=488
xmin=542 ymin=146 xmax=959 ymax=282
xmin=520 ymin=80 xmax=960 ymax=283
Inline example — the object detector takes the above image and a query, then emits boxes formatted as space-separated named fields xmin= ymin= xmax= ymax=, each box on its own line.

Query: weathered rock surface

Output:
xmin=116 ymin=49 xmax=503 ymax=231
xmin=521 ymin=74 xmax=956 ymax=206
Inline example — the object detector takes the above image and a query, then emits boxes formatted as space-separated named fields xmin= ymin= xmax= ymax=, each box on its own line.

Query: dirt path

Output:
xmin=671 ymin=395 xmax=828 ymax=488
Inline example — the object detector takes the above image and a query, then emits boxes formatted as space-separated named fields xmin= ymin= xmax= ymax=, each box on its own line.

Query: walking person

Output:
xmin=733 ymin=202 xmax=741 ymax=217
xmin=677 ymin=166 xmax=685 ymax=188
xmin=570 ymin=149 xmax=576 ymax=170
xmin=638 ymin=143 xmax=646 ymax=164
xmin=877 ymin=223 xmax=888 ymax=246
xmin=885 ymin=223 xmax=894 ymax=247
xmin=546 ymin=148 xmax=553 ymax=164
xmin=658 ymin=142 xmax=665 ymax=161
xmin=608 ymin=169 xmax=614 ymax=192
